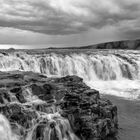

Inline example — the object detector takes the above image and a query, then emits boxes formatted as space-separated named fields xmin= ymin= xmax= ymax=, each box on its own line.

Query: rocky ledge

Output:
xmin=0 ymin=71 xmax=118 ymax=140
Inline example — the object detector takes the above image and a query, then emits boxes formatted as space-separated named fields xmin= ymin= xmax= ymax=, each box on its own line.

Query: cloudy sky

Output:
xmin=0 ymin=0 xmax=140 ymax=49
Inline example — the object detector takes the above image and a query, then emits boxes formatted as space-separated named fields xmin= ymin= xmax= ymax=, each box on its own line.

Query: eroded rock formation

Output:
xmin=0 ymin=71 xmax=118 ymax=140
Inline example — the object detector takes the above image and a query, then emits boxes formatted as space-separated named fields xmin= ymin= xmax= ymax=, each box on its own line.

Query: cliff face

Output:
xmin=0 ymin=71 xmax=118 ymax=140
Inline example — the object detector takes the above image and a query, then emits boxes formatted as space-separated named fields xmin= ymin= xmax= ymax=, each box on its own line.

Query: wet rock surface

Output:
xmin=0 ymin=71 xmax=118 ymax=140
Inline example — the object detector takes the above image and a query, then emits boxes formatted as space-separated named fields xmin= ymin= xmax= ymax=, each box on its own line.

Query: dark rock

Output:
xmin=0 ymin=103 xmax=38 ymax=129
xmin=55 ymin=75 xmax=83 ymax=83
xmin=30 ymin=83 xmax=54 ymax=101
xmin=0 ymin=71 xmax=118 ymax=140
xmin=16 ymin=92 xmax=26 ymax=103
xmin=0 ymin=89 xmax=11 ymax=104
xmin=10 ymin=87 xmax=26 ymax=103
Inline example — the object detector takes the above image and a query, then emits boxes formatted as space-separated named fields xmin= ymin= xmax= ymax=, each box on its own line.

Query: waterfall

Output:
xmin=26 ymin=113 xmax=80 ymax=140
xmin=0 ymin=114 xmax=19 ymax=140
xmin=0 ymin=50 xmax=140 ymax=81
xmin=0 ymin=49 xmax=140 ymax=140
xmin=0 ymin=83 xmax=80 ymax=140
xmin=0 ymin=49 xmax=140 ymax=100
xmin=0 ymin=112 xmax=80 ymax=140
xmin=0 ymin=50 xmax=140 ymax=99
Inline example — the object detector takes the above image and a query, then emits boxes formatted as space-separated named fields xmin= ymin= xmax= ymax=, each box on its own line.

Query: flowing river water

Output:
xmin=0 ymin=49 xmax=140 ymax=140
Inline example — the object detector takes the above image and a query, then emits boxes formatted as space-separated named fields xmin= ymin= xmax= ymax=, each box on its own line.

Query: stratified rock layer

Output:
xmin=0 ymin=71 xmax=118 ymax=140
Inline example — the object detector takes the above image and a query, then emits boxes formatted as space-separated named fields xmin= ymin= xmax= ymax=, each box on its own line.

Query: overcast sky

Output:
xmin=0 ymin=0 xmax=140 ymax=49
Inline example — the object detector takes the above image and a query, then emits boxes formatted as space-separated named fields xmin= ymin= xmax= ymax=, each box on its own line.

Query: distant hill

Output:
xmin=77 ymin=39 xmax=140 ymax=50
xmin=48 ymin=39 xmax=140 ymax=50
xmin=1 ymin=39 xmax=140 ymax=51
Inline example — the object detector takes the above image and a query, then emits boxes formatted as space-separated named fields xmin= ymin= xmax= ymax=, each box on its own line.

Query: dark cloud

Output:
xmin=0 ymin=0 xmax=88 ymax=34
xmin=0 ymin=0 xmax=140 ymax=36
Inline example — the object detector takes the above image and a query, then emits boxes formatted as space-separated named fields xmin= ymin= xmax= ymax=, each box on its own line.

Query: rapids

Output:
xmin=0 ymin=111 xmax=80 ymax=140
xmin=0 ymin=49 xmax=139 ymax=140
xmin=0 ymin=49 xmax=140 ymax=99
xmin=26 ymin=112 xmax=80 ymax=140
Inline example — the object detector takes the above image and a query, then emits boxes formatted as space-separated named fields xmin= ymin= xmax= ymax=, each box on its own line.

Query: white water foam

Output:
xmin=0 ymin=111 xmax=80 ymax=140
xmin=86 ymin=80 xmax=140 ymax=100
xmin=0 ymin=114 xmax=19 ymax=140
xmin=0 ymin=49 xmax=140 ymax=99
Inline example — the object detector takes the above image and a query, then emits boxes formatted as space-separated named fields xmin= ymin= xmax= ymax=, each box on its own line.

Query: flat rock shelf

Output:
xmin=0 ymin=71 xmax=118 ymax=140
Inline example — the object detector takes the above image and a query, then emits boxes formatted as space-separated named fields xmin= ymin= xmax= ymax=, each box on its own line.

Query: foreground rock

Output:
xmin=0 ymin=71 xmax=118 ymax=140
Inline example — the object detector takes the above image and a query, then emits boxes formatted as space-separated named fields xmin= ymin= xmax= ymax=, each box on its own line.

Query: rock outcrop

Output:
xmin=0 ymin=71 xmax=118 ymax=140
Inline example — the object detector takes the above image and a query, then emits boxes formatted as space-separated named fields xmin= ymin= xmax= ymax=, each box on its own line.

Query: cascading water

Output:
xmin=0 ymin=85 xmax=80 ymax=140
xmin=0 ymin=50 xmax=139 ymax=79
xmin=0 ymin=50 xmax=140 ymax=99
xmin=0 ymin=114 xmax=19 ymax=140
xmin=0 ymin=112 xmax=80 ymax=140
xmin=0 ymin=49 xmax=139 ymax=140
xmin=26 ymin=113 xmax=80 ymax=140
